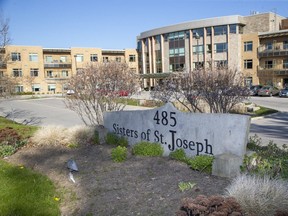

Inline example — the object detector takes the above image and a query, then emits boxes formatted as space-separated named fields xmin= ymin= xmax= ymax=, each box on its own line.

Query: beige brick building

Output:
xmin=137 ymin=12 xmax=287 ymax=88
xmin=0 ymin=46 xmax=138 ymax=94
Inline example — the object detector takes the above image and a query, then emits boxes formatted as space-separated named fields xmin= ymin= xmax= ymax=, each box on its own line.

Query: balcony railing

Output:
xmin=44 ymin=62 xmax=72 ymax=68
xmin=258 ymin=45 xmax=288 ymax=58
xmin=257 ymin=66 xmax=288 ymax=75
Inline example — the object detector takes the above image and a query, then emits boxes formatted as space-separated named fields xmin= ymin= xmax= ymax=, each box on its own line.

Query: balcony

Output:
xmin=44 ymin=61 xmax=72 ymax=68
xmin=258 ymin=45 xmax=288 ymax=58
xmin=257 ymin=66 xmax=288 ymax=76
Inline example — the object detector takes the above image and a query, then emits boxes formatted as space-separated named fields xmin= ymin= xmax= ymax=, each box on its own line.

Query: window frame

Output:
xmin=30 ymin=68 xmax=39 ymax=77
xmin=244 ymin=41 xmax=253 ymax=52
xmin=90 ymin=54 xmax=98 ymax=62
xmin=13 ymin=68 xmax=22 ymax=77
xmin=244 ymin=59 xmax=253 ymax=69
xmin=29 ymin=53 xmax=38 ymax=62
xmin=11 ymin=52 xmax=21 ymax=61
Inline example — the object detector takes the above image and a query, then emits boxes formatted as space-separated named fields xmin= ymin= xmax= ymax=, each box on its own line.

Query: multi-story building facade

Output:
xmin=137 ymin=12 xmax=286 ymax=88
xmin=0 ymin=46 xmax=138 ymax=94
xmin=257 ymin=28 xmax=288 ymax=87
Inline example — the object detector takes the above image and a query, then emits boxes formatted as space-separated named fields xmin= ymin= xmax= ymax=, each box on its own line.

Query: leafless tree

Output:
xmin=152 ymin=67 xmax=250 ymax=113
xmin=65 ymin=62 xmax=140 ymax=125
xmin=0 ymin=14 xmax=13 ymax=98
xmin=0 ymin=15 xmax=11 ymax=48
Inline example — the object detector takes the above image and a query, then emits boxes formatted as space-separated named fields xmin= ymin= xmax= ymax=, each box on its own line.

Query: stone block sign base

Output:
xmin=212 ymin=153 xmax=243 ymax=178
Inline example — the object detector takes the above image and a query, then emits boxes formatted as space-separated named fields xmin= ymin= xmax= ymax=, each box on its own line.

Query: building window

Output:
xmin=103 ymin=57 xmax=109 ymax=62
xmin=266 ymin=42 xmax=273 ymax=50
xmin=29 ymin=53 xmax=38 ymax=62
xmin=215 ymin=60 xmax=228 ymax=68
xmin=244 ymin=59 xmax=253 ymax=69
xmin=62 ymin=70 xmax=69 ymax=77
xmin=206 ymin=27 xmax=212 ymax=36
xmin=60 ymin=56 xmax=67 ymax=63
xmin=168 ymin=31 xmax=185 ymax=41
xmin=193 ymin=45 xmax=204 ymax=54
xmin=75 ymin=54 xmax=84 ymax=62
xmin=283 ymin=41 xmax=288 ymax=50
xmin=129 ymin=55 xmax=136 ymax=62
xmin=30 ymin=68 xmax=39 ymax=77
xmin=229 ymin=24 xmax=237 ymax=34
xmin=15 ymin=85 xmax=24 ymax=93
xmin=239 ymin=25 xmax=244 ymax=34
xmin=214 ymin=43 xmax=227 ymax=53
xmin=265 ymin=60 xmax=274 ymax=69
xmin=214 ymin=26 xmax=227 ymax=36
xmin=115 ymin=57 xmax=121 ymax=62
xmin=245 ymin=77 xmax=253 ymax=87
xmin=155 ymin=35 xmax=161 ymax=44
xmin=90 ymin=54 xmax=98 ymax=62
xmin=283 ymin=59 xmax=288 ymax=69
xmin=244 ymin=41 xmax=253 ymax=51
xmin=0 ymin=71 xmax=3 ymax=77
xmin=32 ymin=84 xmax=40 ymax=92
xmin=45 ymin=56 xmax=53 ymax=63
xmin=13 ymin=69 xmax=22 ymax=77
xmin=206 ymin=44 xmax=212 ymax=53
xmin=11 ymin=53 xmax=21 ymax=61
xmin=47 ymin=70 xmax=53 ymax=78
xmin=169 ymin=48 xmax=185 ymax=57
xmin=193 ymin=28 xmax=204 ymax=38
xmin=48 ymin=84 xmax=56 ymax=92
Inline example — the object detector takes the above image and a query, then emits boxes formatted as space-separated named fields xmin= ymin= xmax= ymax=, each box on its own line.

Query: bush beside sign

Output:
xmin=104 ymin=103 xmax=251 ymax=158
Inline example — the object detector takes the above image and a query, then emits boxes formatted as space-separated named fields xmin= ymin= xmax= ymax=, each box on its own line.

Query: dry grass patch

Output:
xmin=30 ymin=125 xmax=98 ymax=147
xmin=225 ymin=174 xmax=288 ymax=216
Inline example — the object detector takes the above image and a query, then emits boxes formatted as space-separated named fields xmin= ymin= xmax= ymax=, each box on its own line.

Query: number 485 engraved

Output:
xmin=153 ymin=110 xmax=177 ymax=127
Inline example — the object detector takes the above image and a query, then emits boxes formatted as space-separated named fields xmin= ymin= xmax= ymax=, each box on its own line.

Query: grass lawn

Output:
xmin=0 ymin=160 xmax=60 ymax=216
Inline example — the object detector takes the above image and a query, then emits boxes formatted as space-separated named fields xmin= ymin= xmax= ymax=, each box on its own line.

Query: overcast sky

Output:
xmin=1 ymin=0 xmax=287 ymax=49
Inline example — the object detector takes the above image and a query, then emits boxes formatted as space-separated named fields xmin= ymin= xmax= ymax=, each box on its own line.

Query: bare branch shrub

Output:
xmin=225 ymin=174 xmax=288 ymax=216
xmin=152 ymin=67 xmax=250 ymax=113
xmin=64 ymin=62 xmax=139 ymax=125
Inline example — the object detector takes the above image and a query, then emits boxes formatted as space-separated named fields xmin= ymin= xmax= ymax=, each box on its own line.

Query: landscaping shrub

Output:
xmin=177 ymin=194 xmax=243 ymax=216
xmin=111 ymin=146 xmax=127 ymax=162
xmin=105 ymin=132 xmax=128 ymax=147
xmin=0 ymin=145 xmax=15 ymax=157
xmin=169 ymin=149 xmax=187 ymax=163
xmin=0 ymin=127 xmax=22 ymax=145
xmin=225 ymin=174 xmax=288 ymax=216
xmin=132 ymin=141 xmax=163 ymax=156
xmin=67 ymin=126 xmax=98 ymax=146
xmin=245 ymin=135 xmax=288 ymax=179
xmin=187 ymin=155 xmax=214 ymax=173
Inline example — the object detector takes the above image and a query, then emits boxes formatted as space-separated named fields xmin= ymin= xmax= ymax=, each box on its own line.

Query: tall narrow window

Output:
xmin=229 ymin=24 xmax=237 ymax=34
xmin=29 ymin=53 xmax=38 ymax=62
xmin=283 ymin=59 xmax=288 ymax=69
xmin=116 ymin=57 xmax=121 ymax=62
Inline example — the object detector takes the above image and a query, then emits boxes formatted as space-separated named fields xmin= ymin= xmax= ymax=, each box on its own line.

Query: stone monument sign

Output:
xmin=104 ymin=103 xmax=251 ymax=157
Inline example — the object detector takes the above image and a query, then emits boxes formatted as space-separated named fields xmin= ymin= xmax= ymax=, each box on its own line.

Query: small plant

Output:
xmin=111 ymin=146 xmax=127 ymax=162
xmin=67 ymin=143 xmax=79 ymax=148
xmin=105 ymin=132 xmax=128 ymax=147
xmin=169 ymin=149 xmax=187 ymax=163
xmin=0 ymin=145 xmax=15 ymax=157
xmin=178 ymin=181 xmax=196 ymax=192
xmin=187 ymin=155 xmax=214 ymax=173
xmin=132 ymin=141 xmax=163 ymax=156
